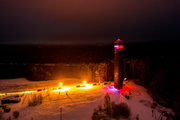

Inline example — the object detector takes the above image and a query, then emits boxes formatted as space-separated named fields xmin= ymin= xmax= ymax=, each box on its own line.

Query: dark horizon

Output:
xmin=0 ymin=41 xmax=179 ymax=64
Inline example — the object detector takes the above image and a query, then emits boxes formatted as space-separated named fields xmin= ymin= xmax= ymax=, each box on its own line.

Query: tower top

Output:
xmin=114 ymin=39 xmax=123 ymax=44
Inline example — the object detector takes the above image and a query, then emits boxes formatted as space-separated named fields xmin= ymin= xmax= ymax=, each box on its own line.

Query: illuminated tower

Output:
xmin=114 ymin=39 xmax=124 ymax=89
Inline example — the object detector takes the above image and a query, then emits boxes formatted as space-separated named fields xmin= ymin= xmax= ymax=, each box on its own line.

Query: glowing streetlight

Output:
xmin=59 ymin=83 xmax=62 ymax=87
xmin=83 ymin=81 xmax=86 ymax=85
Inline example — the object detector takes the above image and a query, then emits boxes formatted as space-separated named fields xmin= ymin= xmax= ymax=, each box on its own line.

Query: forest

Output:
xmin=126 ymin=55 xmax=180 ymax=116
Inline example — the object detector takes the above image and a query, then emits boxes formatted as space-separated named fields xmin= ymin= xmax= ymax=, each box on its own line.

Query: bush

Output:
xmin=104 ymin=93 xmax=111 ymax=115
xmin=28 ymin=93 xmax=43 ymax=106
xmin=38 ymin=93 xmax=43 ymax=104
xmin=111 ymin=102 xmax=131 ymax=119
xmin=13 ymin=111 xmax=19 ymax=119
xmin=118 ymin=102 xmax=131 ymax=118
xmin=98 ymin=105 xmax=102 ymax=111
xmin=92 ymin=94 xmax=131 ymax=120
xmin=91 ymin=109 xmax=108 ymax=120
xmin=28 ymin=94 xmax=38 ymax=106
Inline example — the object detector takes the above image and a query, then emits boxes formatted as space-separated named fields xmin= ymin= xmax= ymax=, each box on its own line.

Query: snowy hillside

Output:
xmin=0 ymin=78 xmax=174 ymax=120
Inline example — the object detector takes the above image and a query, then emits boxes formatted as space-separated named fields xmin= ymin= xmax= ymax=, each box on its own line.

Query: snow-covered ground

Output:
xmin=0 ymin=78 xmax=174 ymax=120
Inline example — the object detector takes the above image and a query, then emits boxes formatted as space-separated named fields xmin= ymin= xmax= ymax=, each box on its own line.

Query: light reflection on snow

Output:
xmin=109 ymin=88 xmax=119 ymax=91
xmin=104 ymin=85 xmax=119 ymax=91
xmin=0 ymin=91 xmax=37 ymax=96
xmin=78 ymin=84 xmax=93 ymax=89
xmin=20 ymin=90 xmax=37 ymax=93
xmin=52 ymin=87 xmax=72 ymax=92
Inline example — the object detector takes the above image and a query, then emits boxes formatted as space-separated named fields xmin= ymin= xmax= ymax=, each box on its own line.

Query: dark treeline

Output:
xmin=0 ymin=45 xmax=114 ymax=63
xmin=0 ymin=62 xmax=114 ymax=83
xmin=0 ymin=41 xmax=179 ymax=63
xmin=127 ymin=55 xmax=180 ymax=118
xmin=0 ymin=63 xmax=28 ymax=79
xmin=0 ymin=44 xmax=115 ymax=80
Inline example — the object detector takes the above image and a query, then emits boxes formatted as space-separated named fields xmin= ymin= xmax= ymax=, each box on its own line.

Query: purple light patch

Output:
xmin=108 ymin=86 xmax=119 ymax=91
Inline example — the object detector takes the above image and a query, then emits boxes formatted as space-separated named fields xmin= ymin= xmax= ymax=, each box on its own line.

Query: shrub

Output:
xmin=37 ymin=93 xmax=43 ymax=103
xmin=104 ymin=94 xmax=111 ymax=115
xmin=91 ymin=109 xmax=107 ymax=120
xmin=91 ymin=109 xmax=99 ymax=120
xmin=13 ymin=111 xmax=19 ymax=119
xmin=118 ymin=102 xmax=131 ymax=119
xmin=92 ymin=94 xmax=131 ymax=120
xmin=28 ymin=93 xmax=43 ymax=106
xmin=111 ymin=102 xmax=131 ymax=119
xmin=111 ymin=103 xmax=121 ymax=119
xmin=28 ymin=94 xmax=38 ymax=106
xmin=98 ymin=105 xmax=102 ymax=111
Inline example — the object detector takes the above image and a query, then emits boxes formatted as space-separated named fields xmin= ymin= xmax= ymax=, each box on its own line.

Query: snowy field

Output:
xmin=0 ymin=78 xmax=174 ymax=120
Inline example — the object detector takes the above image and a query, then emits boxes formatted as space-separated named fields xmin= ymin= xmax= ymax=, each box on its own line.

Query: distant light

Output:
xmin=114 ymin=45 xmax=119 ymax=49
xmin=99 ymin=81 xmax=100 ymax=83
xmin=59 ymin=83 xmax=62 ymax=87
xmin=114 ymin=44 xmax=123 ymax=52
xmin=119 ymin=45 xmax=124 ymax=49
xmin=83 ymin=81 xmax=86 ymax=84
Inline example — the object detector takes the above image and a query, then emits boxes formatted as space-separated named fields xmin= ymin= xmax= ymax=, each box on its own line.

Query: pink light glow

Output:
xmin=114 ymin=45 xmax=119 ymax=52
xmin=114 ymin=45 xmax=119 ymax=49
xmin=114 ymin=39 xmax=123 ymax=44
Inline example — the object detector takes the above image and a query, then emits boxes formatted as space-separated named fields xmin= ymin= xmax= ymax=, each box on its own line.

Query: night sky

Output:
xmin=0 ymin=0 xmax=179 ymax=45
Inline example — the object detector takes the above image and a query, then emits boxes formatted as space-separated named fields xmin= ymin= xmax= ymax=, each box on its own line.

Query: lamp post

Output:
xmin=114 ymin=39 xmax=124 ymax=89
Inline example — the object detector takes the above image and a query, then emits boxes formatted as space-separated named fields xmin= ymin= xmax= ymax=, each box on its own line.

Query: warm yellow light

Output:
xmin=59 ymin=83 xmax=62 ymax=87
xmin=59 ymin=87 xmax=71 ymax=91
xmin=79 ymin=84 xmax=93 ymax=89
xmin=99 ymin=81 xmax=100 ymax=83
xmin=21 ymin=91 xmax=37 ymax=93
xmin=52 ymin=87 xmax=71 ymax=92
xmin=83 ymin=81 xmax=86 ymax=84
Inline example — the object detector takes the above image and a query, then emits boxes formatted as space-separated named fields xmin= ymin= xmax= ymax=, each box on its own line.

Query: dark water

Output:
xmin=0 ymin=42 xmax=179 ymax=63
